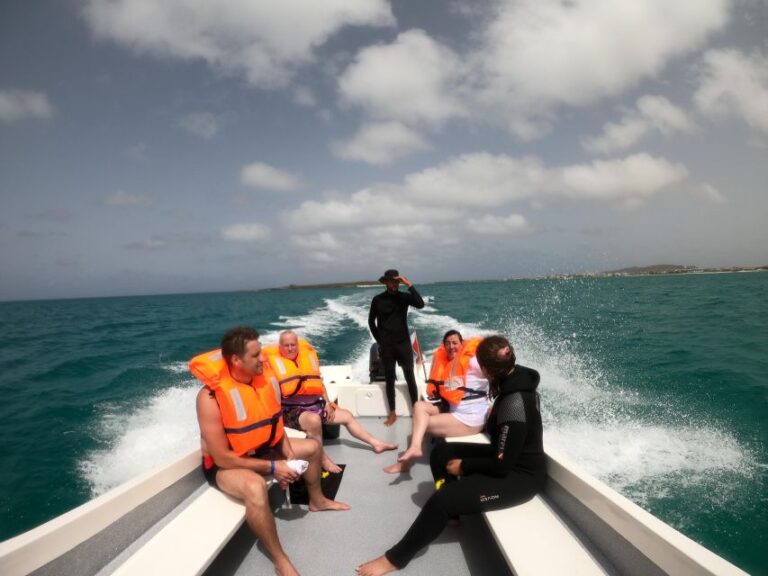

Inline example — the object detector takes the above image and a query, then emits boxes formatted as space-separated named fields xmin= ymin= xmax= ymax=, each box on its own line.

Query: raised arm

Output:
xmin=398 ymin=275 xmax=424 ymax=309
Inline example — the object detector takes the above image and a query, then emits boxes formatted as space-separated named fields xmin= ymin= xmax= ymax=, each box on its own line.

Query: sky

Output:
xmin=1 ymin=0 xmax=766 ymax=301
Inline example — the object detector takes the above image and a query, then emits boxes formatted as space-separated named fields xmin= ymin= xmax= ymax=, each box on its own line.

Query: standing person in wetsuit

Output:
xmin=356 ymin=335 xmax=546 ymax=576
xmin=368 ymin=269 xmax=425 ymax=426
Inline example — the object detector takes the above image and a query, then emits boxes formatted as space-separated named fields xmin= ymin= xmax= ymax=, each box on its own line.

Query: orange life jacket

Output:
xmin=426 ymin=337 xmax=485 ymax=406
xmin=189 ymin=348 xmax=284 ymax=456
xmin=262 ymin=339 xmax=325 ymax=398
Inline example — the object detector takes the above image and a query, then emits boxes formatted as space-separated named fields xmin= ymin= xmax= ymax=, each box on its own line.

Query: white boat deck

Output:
xmin=205 ymin=416 xmax=513 ymax=576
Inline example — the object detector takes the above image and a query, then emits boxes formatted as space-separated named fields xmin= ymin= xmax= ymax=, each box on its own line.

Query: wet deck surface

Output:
xmin=205 ymin=417 xmax=512 ymax=576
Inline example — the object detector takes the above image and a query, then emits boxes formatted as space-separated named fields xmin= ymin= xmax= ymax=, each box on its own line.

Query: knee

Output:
xmin=242 ymin=474 xmax=269 ymax=508
xmin=303 ymin=412 xmax=323 ymax=433
xmin=304 ymin=436 xmax=321 ymax=456
xmin=414 ymin=401 xmax=429 ymax=414
xmin=334 ymin=408 xmax=351 ymax=423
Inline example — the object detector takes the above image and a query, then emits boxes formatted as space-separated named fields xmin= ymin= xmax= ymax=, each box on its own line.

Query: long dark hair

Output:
xmin=476 ymin=335 xmax=516 ymax=397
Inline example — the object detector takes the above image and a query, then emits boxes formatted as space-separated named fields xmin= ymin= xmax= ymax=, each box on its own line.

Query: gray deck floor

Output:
xmin=205 ymin=417 xmax=513 ymax=576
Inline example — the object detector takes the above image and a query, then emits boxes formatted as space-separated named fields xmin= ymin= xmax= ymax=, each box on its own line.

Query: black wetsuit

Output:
xmin=368 ymin=286 xmax=425 ymax=410
xmin=385 ymin=365 xmax=546 ymax=569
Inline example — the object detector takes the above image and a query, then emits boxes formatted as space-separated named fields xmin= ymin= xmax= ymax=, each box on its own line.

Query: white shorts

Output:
xmin=450 ymin=399 xmax=490 ymax=428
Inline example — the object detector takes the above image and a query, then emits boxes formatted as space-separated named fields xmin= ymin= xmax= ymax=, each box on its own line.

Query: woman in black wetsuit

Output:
xmin=356 ymin=335 xmax=546 ymax=576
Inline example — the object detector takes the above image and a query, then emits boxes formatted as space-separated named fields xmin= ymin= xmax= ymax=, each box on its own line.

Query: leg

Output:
xmin=363 ymin=471 xmax=540 ymax=573
xmin=396 ymin=401 xmax=439 ymax=463
xmin=400 ymin=366 xmax=419 ymax=407
xmin=288 ymin=437 xmax=350 ymax=512
xmin=384 ymin=408 xmax=482 ymax=474
xmin=215 ymin=469 xmax=298 ymax=576
xmin=379 ymin=346 xmax=398 ymax=426
xmin=358 ymin=481 xmax=458 ymax=574
xmin=297 ymin=410 xmax=341 ymax=473
xmin=330 ymin=408 xmax=397 ymax=453
xmin=382 ymin=402 xmax=425 ymax=473
xmin=394 ymin=340 xmax=418 ymax=407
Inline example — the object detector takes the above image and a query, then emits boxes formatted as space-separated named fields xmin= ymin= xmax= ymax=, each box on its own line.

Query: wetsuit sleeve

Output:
xmin=406 ymin=286 xmax=425 ymax=309
xmin=368 ymin=298 xmax=380 ymax=342
xmin=460 ymin=393 xmax=527 ymax=477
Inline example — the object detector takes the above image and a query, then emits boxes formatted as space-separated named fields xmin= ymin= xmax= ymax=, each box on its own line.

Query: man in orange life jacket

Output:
xmin=384 ymin=330 xmax=490 ymax=474
xmin=263 ymin=331 xmax=398 ymax=473
xmin=368 ymin=269 xmax=425 ymax=426
xmin=193 ymin=326 xmax=350 ymax=576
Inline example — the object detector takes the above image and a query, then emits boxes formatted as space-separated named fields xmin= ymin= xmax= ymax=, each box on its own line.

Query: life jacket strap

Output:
xmin=458 ymin=388 xmax=488 ymax=400
xmin=282 ymin=375 xmax=323 ymax=398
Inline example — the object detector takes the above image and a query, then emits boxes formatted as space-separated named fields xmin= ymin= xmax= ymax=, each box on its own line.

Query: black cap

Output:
xmin=378 ymin=269 xmax=399 ymax=283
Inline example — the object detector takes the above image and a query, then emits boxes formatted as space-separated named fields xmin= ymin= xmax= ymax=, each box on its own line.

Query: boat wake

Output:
xmin=79 ymin=380 xmax=200 ymax=496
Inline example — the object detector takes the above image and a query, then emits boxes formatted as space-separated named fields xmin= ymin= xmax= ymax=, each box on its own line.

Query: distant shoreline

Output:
xmin=261 ymin=265 xmax=768 ymax=291
xmin=547 ymin=264 xmax=768 ymax=280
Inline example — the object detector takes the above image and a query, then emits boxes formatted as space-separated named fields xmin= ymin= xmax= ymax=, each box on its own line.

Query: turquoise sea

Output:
xmin=0 ymin=273 xmax=766 ymax=574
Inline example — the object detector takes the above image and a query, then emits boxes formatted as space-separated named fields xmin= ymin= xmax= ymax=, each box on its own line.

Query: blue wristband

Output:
xmin=269 ymin=460 xmax=275 ymax=475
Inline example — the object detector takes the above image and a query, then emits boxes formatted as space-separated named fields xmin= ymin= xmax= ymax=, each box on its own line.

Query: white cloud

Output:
xmin=695 ymin=183 xmax=727 ymax=204
xmin=556 ymin=154 xmax=689 ymax=204
xmin=338 ymin=29 xmax=466 ymax=126
xmin=293 ymin=86 xmax=316 ymax=107
xmin=636 ymin=95 xmax=696 ymax=135
xmin=332 ymin=121 xmax=430 ymax=165
xmin=285 ymin=152 xmax=689 ymax=237
xmin=179 ymin=112 xmax=220 ymax=139
xmin=103 ymin=190 xmax=152 ymax=207
xmin=465 ymin=214 xmax=532 ymax=235
xmin=583 ymin=95 xmax=696 ymax=154
xmin=583 ymin=117 xmax=651 ymax=155
xmin=334 ymin=2 xmax=727 ymax=142
xmin=292 ymin=232 xmax=341 ymax=251
xmin=0 ymin=89 xmax=53 ymax=123
xmin=221 ymin=223 xmax=271 ymax=242
xmin=282 ymin=189 xmax=459 ymax=232
xmin=473 ymin=0 xmax=728 ymax=137
xmin=403 ymin=153 xmax=545 ymax=207
xmin=241 ymin=162 xmax=303 ymax=191
xmin=694 ymin=48 xmax=768 ymax=133
xmin=83 ymin=0 xmax=394 ymax=89
xmin=280 ymin=151 xmax=693 ymax=266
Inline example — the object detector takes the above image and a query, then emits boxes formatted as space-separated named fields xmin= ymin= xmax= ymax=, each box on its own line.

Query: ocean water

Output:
xmin=0 ymin=273 xmax=766 ymax=574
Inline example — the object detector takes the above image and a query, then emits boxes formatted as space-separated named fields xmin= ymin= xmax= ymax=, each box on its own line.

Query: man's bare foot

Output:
xmin=372 ymin=440 xmax=398 ymax=454
xmin=308 ymin=498 xmax=351 ymax=512
xmin=356 ymin=554 xmax=397 ymax=576
xmin=383 ymin=460 xmax=412 ymax=474
xmin=322 ymin=457 xmax=343 ymax=474
xmin=274 ymin=555 xmax=299 ymax=576
xmin=396 ymin=447 xmax=422 ymax=463
xmin=383 ymin=411 xmax=397 ymax=427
